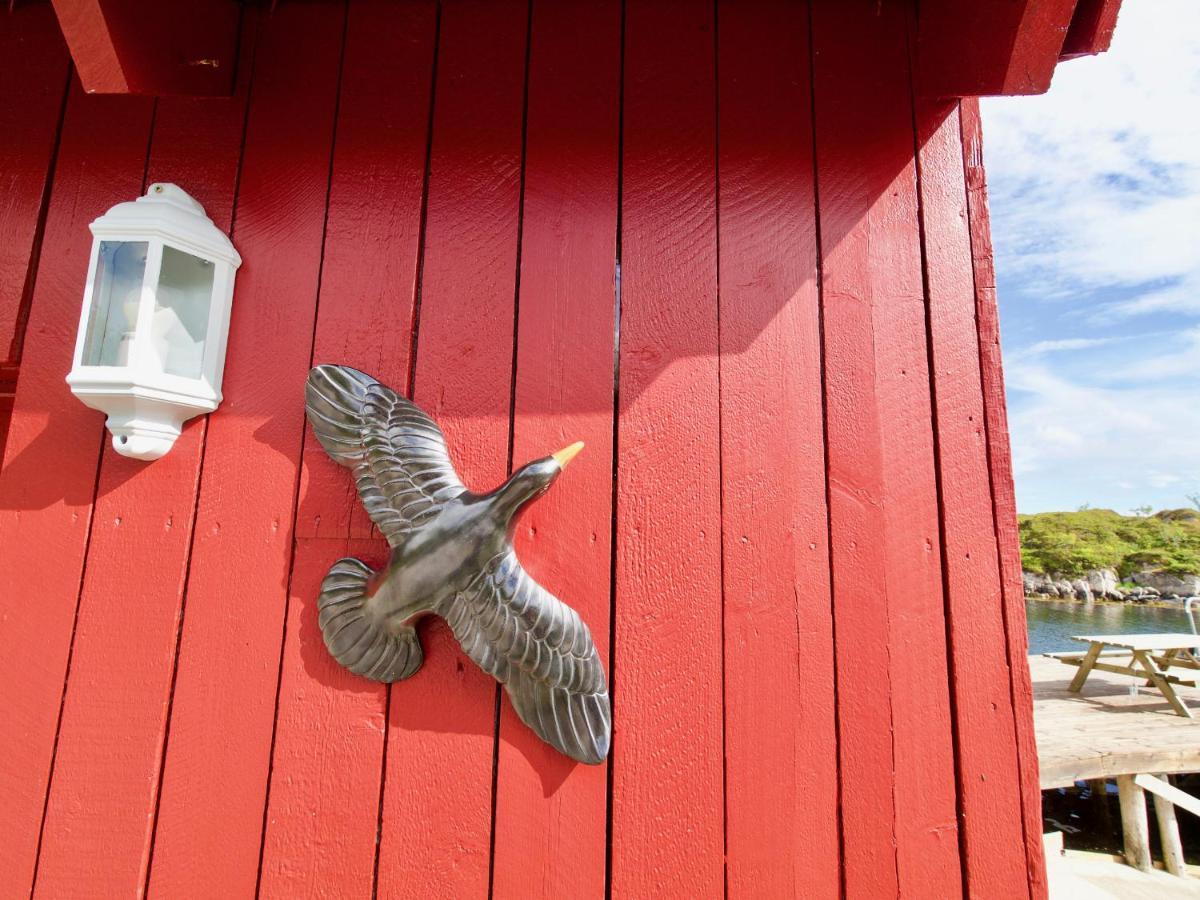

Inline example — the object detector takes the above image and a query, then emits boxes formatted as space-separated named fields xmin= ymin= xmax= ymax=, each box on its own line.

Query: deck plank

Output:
xmin=1031 ymin=655 xmax=1200 ymax=789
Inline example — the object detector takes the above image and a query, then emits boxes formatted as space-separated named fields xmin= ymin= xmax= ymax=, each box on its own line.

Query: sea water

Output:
xmin=1025 ymin=599 xmax=1197 ymax=656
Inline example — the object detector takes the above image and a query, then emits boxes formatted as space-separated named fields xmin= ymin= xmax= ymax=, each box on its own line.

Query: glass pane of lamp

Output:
xmin=149 ymin=245 xmax=215 ymax=379
xmin=81 ymin=240 xmax=149 ymax=366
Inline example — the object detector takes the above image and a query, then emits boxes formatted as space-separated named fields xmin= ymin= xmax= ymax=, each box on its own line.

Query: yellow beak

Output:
xmin=550 ymin=441 xmax=585 ymax=469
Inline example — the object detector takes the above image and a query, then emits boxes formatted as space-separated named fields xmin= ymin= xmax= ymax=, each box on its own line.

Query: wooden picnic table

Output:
xmin=1046 ymin=633 xmax=1200 ymax=719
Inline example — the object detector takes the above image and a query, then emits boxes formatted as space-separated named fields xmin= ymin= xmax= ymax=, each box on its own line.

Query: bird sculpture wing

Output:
xmin=440 ymin=551 xmax=611 ymax=765
xmin=305 ymin=365 xmax=466 ymax=547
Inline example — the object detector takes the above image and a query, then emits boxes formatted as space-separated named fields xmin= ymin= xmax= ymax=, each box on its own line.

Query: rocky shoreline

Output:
xmin=1023 ymin=568 xmax=1200 ymax=604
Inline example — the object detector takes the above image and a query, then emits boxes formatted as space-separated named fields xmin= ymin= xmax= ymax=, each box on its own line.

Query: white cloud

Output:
xmin=1101 ymin=326 xmax=1200 ymax=382
xmin=981 ymin=1 xmax=1200 ymax=512
xmin=1005 ymin=362 xmax=1200 ymax=512
xmin=1024 ymin=337 xmax=1116 ymax=354
xmin=983 ymin=1 xmax=1200 ymax=317
xmin=1102 ymin=276 xmax=1200 ymax=319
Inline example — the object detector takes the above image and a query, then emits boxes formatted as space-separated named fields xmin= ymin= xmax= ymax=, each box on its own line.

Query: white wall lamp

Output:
xmin=66 ymin=183 xmax=240 ymax=460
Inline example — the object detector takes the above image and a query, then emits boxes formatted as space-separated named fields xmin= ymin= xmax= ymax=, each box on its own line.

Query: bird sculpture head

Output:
xmin=495 ymin=441 xmax=585 ymax=524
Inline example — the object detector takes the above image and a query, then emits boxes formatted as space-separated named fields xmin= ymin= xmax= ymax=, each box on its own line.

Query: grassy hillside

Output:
xmin=1018 ymin=508 xmax=1200 ymax=578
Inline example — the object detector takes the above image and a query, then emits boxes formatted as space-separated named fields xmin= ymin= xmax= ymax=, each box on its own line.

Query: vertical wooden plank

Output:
xmin=374 ymin=1 xmax=528 ymax=896
xmin=490 ymin=0 xmax=620 ymax=896
xmin=917 ymin=98 xmax=1032 ymax=900
xmin=610 ymin=0 xmax=723 ymax=895
xmin=960 ymin=96 xmax=1048 ymax=900
xmin=0 ymin=82 xmax=153 ymax=896
xmin=0 ymin=3 xmax=70 ymax=365
xmin=145 ymin=5 xmax=346 ymax=896
xmin=32 ymin=16 xmax=256 ymax=898
xmin=716 ymin=1 xmax=838 ymax=897
xmin=811 ymin=2 xmax=962 ymax=896
xmin=258 ymin=2 xmax=436 ymax=895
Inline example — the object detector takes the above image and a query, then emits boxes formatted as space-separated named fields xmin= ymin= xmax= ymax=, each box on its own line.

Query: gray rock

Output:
xmin=1129 ymin=571 xmax=1200 ymax=597
xmin=1085 ymin=567 xmax=1122 ymax=600
xmin=1024 ymin=571 xmax=1054 ymax=595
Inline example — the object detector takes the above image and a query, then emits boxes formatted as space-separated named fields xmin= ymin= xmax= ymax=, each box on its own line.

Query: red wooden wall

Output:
xmin=0 ymin=1 xmax=1043 ymax=897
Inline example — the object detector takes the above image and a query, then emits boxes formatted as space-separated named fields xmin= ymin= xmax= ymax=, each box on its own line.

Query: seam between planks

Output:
xmin=711 ymin=1 xmax=731 ymax=896
xmin=488 ymin=1 xmax=535 ymax=895
xmin=405 ymin=1 xmax=443 ymax=408
xmin=252 ymin=3 xmax=351 ymax=895
xmin=603 ymin=3 xmax=626 ymax=898
xmin=803 ymin=3 xmax=846 ymax=895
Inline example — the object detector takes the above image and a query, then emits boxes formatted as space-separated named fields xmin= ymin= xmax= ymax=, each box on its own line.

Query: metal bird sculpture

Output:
xmin=304 ymin=364 xmax=611 ymax=765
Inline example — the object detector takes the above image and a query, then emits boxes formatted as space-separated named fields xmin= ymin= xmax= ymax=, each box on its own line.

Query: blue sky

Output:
xmin=980 ymin=1 xmax=1200 ymax=515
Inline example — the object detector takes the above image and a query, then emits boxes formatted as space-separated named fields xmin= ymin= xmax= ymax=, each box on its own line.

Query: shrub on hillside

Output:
xmin=1018 ymin=508 xmax=1200 ymax=578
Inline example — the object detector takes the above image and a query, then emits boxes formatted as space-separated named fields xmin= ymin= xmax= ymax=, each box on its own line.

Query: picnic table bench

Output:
xmin=1044 ymin=633 xmax=1200 ymax=719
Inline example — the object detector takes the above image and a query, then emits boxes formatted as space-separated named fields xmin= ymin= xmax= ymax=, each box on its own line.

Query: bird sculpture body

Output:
xmin=305 ymin=364 xmax=611 ymax=764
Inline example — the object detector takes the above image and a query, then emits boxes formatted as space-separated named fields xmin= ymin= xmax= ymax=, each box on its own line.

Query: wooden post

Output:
xmin=1151 ymin=776 xmax=1188 ymax=878
xmin=1088 ymin=779 xmax=1113 ymax=834
xmin=1116 ymin=774 xmax=1152 ymax=872
xmin=1134 ymin=772 xmax=1200 ymax=879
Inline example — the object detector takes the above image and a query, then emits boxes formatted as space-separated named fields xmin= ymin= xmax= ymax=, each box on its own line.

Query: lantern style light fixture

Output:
xmin=66 ymin=183 xmax=241 ymax=460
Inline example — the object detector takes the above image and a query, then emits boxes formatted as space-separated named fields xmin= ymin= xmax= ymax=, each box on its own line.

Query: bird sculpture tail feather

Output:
xmin=318 ymin=558 xmax=423 ymax=682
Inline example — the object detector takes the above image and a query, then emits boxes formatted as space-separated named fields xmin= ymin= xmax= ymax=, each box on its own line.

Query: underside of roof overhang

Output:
xmin=30 ymin=0 xmax=1123 ymax=99
xmin=917 ymin=0 xmax=1123 ymax=97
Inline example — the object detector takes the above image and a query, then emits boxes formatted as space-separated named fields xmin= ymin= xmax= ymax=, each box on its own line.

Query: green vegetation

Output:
xmin=1019 ymin=508 xmax=1200 ymax=578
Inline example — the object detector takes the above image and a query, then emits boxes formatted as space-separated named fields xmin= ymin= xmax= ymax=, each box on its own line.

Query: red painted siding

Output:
xmin=0 ymin=3 xmax=70 ymax=464
xmin=917 ymin=98 xmax=1033 ymax=900
xmin=0 ymin=79 xmax=154 ymax=896
xmin=0 ymin=4 xmax=1044 ymax=898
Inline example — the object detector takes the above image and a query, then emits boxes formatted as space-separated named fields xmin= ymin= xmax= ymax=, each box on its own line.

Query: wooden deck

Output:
xmin=1032 ymin=654 xmax=1200 ymax=789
